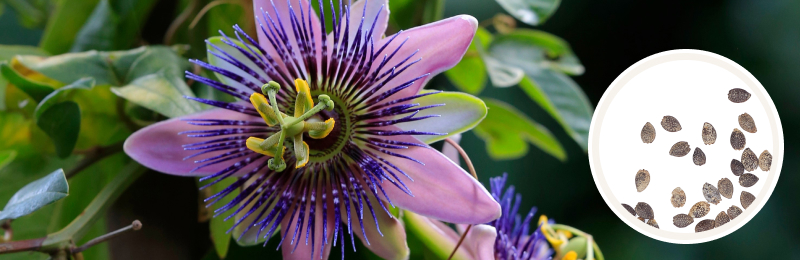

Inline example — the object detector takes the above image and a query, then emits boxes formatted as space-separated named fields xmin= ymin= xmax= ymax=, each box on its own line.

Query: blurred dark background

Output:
xmin=2 ymin=0 xmax=798 ymax=259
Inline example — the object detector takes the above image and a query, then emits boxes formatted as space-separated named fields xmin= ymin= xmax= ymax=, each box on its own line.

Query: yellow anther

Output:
xmin=246 ymin=137 xmax=284 ymax=156
xmin=306 ymin=118 xmax=335 ymax=139
xmin=294 ymin=138 xmax=310 ymax=168
xmin=294 ymin=79 xmax=314 ymax=117
xmin=539 ymin=215 xmax=565 ymax=248
xmin=561 ymin=251 xmax=578 ymax=260
xmin=250 ymin=93 xmax=283 ymax=126
xmin=558 ymin=230 xmax=574 ymax=239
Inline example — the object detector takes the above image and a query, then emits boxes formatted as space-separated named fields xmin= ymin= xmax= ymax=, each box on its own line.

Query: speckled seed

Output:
xmin=730 ymin=159 xmax=744 ymax=176
xmin=671 ymin=187 xmax=686 ymax=208
xmin=739 ymin=173 xmax=759 ymax=188
xmin=661 ymin=116 xmax=682 ymax=132
xmin=635 ymin=202 xmax=655 ymax=219
xmin=702 ymin=122 xmax=717 ymax=145
xmin=730 ymin=129 xmax=746 ymax=150
xmin=715 ymin=211 xmax=731 ymax=227
xmin=638 ymin=217 xmax=646 ymax=223
xmin=759 ymin=150 xmax=772 ymax=171
xmin=738 ymin=113 xmax=757 ymax=133
xmin=695 ymin=219 xmax=717 ymax=232
xmin=728 ymin=205 xmax=743 ymax=220
xmin=689 ymin=201 xmax=711 ymax=218
xmin=718 ymin=178 xmax=734 ymax=199
xmin=741 ymin=148 xmax=758 ymax=171
xmin=741 ymin=191 xmax=756 ymax=209
xmin=702 ymin=183 xmax=722 ymax=205
xmin=635 ymin=169 xmax=650 ymax=192
xmin=673 ymin=214 xmax=694 ymax=228
xmin=647 ymin=219 xmax=659 ymax=229
xmin=641 ymin=122 xmax=656 ymax=143
xmin=622 ymin=203 xmax=636 ymax=216
xmin=669 ymin=141 xmax=691 ymax=157
xmin=693 ymin=148 xmax=706 ymax=166
xmin=728 ymin=88 xmax=751 ymax=103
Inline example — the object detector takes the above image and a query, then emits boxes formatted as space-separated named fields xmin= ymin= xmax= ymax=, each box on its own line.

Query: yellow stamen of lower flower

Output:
xmin=539 ymin=215 xmax=566 ymax=248
xmin=562 ymin=251 xmax=578 ymax=260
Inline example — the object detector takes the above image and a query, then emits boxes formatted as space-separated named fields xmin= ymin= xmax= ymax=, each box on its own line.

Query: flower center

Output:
xmin=245 ymin=79 xmax=336 ymax=172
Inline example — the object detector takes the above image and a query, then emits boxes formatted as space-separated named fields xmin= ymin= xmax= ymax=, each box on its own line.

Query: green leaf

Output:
xmin=403 ymin=210 xmax=470 ymax=260
xmin=487 ymin=29 xmax=592 ymax=151
xmin=36 ymin=102 xmax=81 ymax=158
xmin=495 ymin=0 xmax=562 ymax=26
xmin=397 ymin=90 xmax=488 ymax=144
xmin=0 ymin=150 xmax=17 ymax=170
xmin=0 ymin=45 xmax=48 ymax=110
xmin=208 ymin=177 xmax=238 ymax=258
xmin=0 ymin=62 xmax=55 ymax=102
xmin=70 ymin=0 xmax=159 ymax=52
xmin=445 ymin=28 xmax=491 ymax=94
xmin=34 ymin=77 xmax=95 ymax=121
xmin=39 ymin=0 xmax=101 ymax=54
xmin=474 ymin=98 xmax=566 ymax=161
xmin=5 ymin=0 xmax=46 ymax=28
xmin=0 ymin=168 xmax=69 ymax=221
xmin=111 ymin=73 xmax=200 ymax=118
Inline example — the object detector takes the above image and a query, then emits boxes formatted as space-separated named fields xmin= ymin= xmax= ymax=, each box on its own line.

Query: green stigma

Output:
xmin=246 ymin=79 xmax=336 ymax=172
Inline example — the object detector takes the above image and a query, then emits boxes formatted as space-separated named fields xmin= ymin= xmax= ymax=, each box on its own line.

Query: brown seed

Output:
xmin=673 ymin=214 xmax=694 ymax=228
xmin=647 ymin=219 xmax=660 ymax=229
xmin=741 ymin=191 xmax=756 ymax=209
xmin=695 ymin=219 xmax=717 ymax=232
xmin=728 ymin=88 xmax=751 ymax=103
xmin=701 ymin=122 xmax=717 ymax=145
xmin=730 ymin=159 xmax=744 ymax=176
xmin=739 ymin=173 xmax=759 ymax=187
xmin=727 ymin=205 xmax=743 ymax=220
xmin=730 ymin=129 xmax=746 ymax=150
xmin=671 ymin=187 xmax=686 ymax=208
xmin=635 ymin=169 xmax=650 ymax=192
xmin=689 ymin=201 xmax=711 ymax=218
xmin=741 ymin=148 xmax=758 ymax=171
xmin=738 ymin=113 xmax=757 ymax=133
xmin=669 ymin=141 xmax=691 ymax=157
xmin=718 ymin=178 xmax=734 ymax=199
xmin=622 ymin=203 xmax=636 ymax=216
xmin=693 ymin=148 xmax=706 ymax=166
xmin=715 ymin=211 xmax=731 ymax=227
xmin=635 ymin=202 xmax=654 ymax=219
xmin=759 ymin=150 xmax=772 ymax=171
xmin=641 ymin=122 xmax=656 ymax=143
xmin=661 ymin=116 xmax=682 ymax=132
xmin=702 ymin=183 xmax=722 ymax=205
xmin=638 ymin=217 xmax=646 ymax=222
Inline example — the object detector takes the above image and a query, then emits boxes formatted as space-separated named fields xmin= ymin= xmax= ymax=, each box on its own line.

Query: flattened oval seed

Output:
xmin=715 ymin=211 xmax=731 ymax=227
xmin=730 ymin=159 xmax=744 ymax=176
xmin=702 ymin=183 xmax=722 ymax=205
xmin=695 ymin=219 xmax=717 ymax=232
xmin=641 ymin=122 xmax=656 ymax=143
xmin=635 ymin=202 xmax=655 ymax=219
xmin=738 ymin=113 xmax=757 ymax=133
xmin=622 ymin=203 xmax=636 ymax=216
xmin=689 ymin=201 xmax=710 ymax=218
xmin=741 ymin=148 xmax=758 ymax=171
xmin=728 ymin=88 xmax=751 ymax=103
xmin=739 ymin=173 xmax=759 ymax=188
xmin=673 ymin=214 xmax=694 ymax=228
xmin=635 ymin=169 xmax=650 ymax=192
xmin=661 ymin=116 xmax=682 ymax=132
xmin=741 ymin=191 xmax=756 ymax=209
xmin=759 ymin=150 xmax=772 ymax=171
xmin=671 ymin=187 xmax=686 ymax=208
xmin=718 ymin=178 xmax=734 ymax=199
xmin=693 ymin=148 xmax=706 ymax=166
xmin=730 ymin=129 xmax=746 ymax=150
xmin=647 ymin=219 xmax=659 ymax=229
xmin=728 ymin=205 xmax=743 ymax=220
xmin=702 ymin=122 xmax=717 ymax=145
xmin=669 ymin=141 xmax=691 ymax=157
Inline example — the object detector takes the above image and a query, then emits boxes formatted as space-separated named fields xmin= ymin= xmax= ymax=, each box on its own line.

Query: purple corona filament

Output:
xmin=489 ymin=174 xmax=554 ymax=260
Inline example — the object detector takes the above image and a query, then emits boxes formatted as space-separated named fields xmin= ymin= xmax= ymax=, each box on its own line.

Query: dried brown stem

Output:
xmin=72 ymin=220 xmax=142 ymax=254
xmin=443 ymin=138 xmax=478 ymax=260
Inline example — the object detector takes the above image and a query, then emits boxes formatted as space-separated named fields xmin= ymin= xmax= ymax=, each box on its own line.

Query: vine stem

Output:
xmin=444 ymin=138 xmax=478 ymax=260
xmin=72 ymin=220 xmax=142 ymax=253
xmin=65 ymin=142 xmax=124 ymax=179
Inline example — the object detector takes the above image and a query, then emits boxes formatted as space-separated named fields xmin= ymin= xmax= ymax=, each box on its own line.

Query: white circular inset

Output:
xmin=588 ymin=50 xmax=783 ymax=244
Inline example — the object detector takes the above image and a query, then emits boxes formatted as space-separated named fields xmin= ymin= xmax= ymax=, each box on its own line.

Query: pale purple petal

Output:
xmin=462 ymin=224 xmax=497 ymax=260
xmin=124 ymin=108 xmax=265 ymax=176
xmin=370 ymin=128 xmax=501 ymax=224
xmin=349 ymin=0 xmax=390 ymax=41
xmin=373 ymin=15 xmax=477 ymax=102
xmin=350 ymin=196 xmax=409 ymax=260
